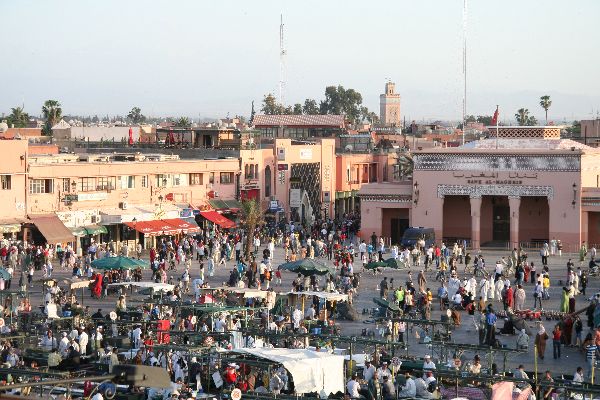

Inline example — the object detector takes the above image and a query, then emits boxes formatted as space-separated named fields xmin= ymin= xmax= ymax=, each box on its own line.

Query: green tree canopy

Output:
xmin=6 ymin=106 xmax=29 ymax=128
xmin=515 ymin=108 xmax=537 ymax=126
xmin=320 ymin=85 xmax=363 ymax=124
xmin=175 ymin=117 xmax=191 ymax=127
xmin=41 ymin=99 xmax=62 ymax=136
xmin=127 ymin=107 xmax=146 ymax=124
xmin=240 ymin=199 xmax=264 ymax=258
xmin=302 ymin=99 xmax=319 ymax=114
xmin=539 ymin=95 xmax=552 ymax=124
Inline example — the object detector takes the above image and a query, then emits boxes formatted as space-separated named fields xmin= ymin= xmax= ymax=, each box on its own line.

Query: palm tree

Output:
xmin=515 ymin=108 xmax=530 ymax=126
xmin=240 ymin=199 xmax=264 ymax=259
xmin=539 ymin=95 xmax=552 ymax=125
xmin=394 ymin=151 xmax=413 ymax=180
xmin=7 ymin=106 xmax=29 ymax=128
xmin=176 ymin=117 xmax=191 ymax=127
xmin=41 ymin=100 xmax=62 ymax=135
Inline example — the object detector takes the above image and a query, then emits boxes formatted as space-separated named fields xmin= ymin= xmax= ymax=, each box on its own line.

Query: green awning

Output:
xmin=85 ymin=225 xmax=108 ymax=235
xmin=70 ymin=227 xmax=87 ymax=237
xmin=209 ymin=199 xmax=242 ymax=211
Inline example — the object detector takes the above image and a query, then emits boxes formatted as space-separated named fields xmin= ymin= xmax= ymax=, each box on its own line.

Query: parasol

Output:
xmin=384 ymin=258 xmax=408 ymax=269
xmin=279 ymin=259 xmax=334 ymax=276
xmin=373 ymin=297 xmax=400 ymax=312
xmin=91 ymin=256 xmax=148 ymax=270
xmin=0 ymin=268 xmax=11 ymax=280
xmin=364 ymin=261 xmax=388 ymax=270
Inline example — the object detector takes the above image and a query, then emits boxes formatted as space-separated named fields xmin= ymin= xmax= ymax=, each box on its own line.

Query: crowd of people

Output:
xmin=3 ymin=223 xmax=600 ymax=399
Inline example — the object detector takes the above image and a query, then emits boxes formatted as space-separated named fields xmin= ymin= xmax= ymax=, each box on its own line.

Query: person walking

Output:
xmin=553 ymin=325 xmax=562 ymax=359
xmin=534 ymin=280 xmax=544 ymax=310
xmin=535 ymin=323 xmax=548 ymax=360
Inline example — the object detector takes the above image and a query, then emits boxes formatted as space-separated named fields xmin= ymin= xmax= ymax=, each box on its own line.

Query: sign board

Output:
xmin=277 ymin=147 xmax=286 ymax=160
xmin=277 ymin=164 xmax=289 ymax=171
xmin=299 ymin=149 xmax=313 ymax=160
xmin=290 ymin=189 xmax=301 ymax=208
xmin=64 ymin=194 xmax=78 ymax=202
xmin=323 ymin=191 xmax=331 ymax=202
xmin=77 ymin=192 xmax=109 ymax=201
xmin=270 ymin=200 xmax=279 ymax=209
xmin=179 ymin=208 xmax=193 ymax=218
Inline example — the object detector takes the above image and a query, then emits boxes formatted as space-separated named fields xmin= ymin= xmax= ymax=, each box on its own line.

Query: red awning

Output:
xmin=125 ymin=220 xmax=181 ymax=236
xmin=161 ymin=218 xmax=200 ymax=234
xmin=200 ymin=211 xmax=236 ymax=229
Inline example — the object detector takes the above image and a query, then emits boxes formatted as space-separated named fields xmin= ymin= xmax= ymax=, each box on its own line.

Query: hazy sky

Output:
xmin=2 ymin=0 xmax=599 ymax=122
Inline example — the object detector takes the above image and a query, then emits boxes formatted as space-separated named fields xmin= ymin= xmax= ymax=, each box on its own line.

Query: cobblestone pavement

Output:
xmin=31 ymin=246 xmax=599 ymax=376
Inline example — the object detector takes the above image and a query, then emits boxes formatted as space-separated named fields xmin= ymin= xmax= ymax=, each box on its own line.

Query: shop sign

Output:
xmin=269 ymin=200 xmax=279 ymax=210
xmin=77 ymin=192 xmax=108 ymax=201
xmin=277 ymin=164 xmax=289 ymax=171
xmin=180 ymin=208 xmax=193 ymax=218
xmin=290 ymin=189 xmax=301 ymax=207
xmin=299 ymin=149 xmax=313 ymax=160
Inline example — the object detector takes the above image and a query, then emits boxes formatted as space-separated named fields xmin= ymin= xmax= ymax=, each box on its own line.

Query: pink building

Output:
xmin=360 ymin=126 xmax=600 ymax=251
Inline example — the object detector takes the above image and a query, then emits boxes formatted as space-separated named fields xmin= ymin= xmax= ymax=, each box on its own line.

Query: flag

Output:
xmin=491 ymin=106 xmax=499 ymax=126
xmin=128 ymin=127 xmax=133 ymax=146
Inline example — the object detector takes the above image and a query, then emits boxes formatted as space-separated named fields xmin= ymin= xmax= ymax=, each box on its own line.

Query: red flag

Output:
xmin=128 ymin=127 xmax=133 ymax=146
xmin=491 ymin=106 xmax=499 ymax=126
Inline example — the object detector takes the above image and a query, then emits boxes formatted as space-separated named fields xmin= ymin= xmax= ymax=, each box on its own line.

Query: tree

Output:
xmin=476 ymin=115 xmax=493 ymax=125
xmin=539 ymin=95 xmax=552 ymax=124
xmin=261 ymin=94 xmax=282 ymax=115
xmin=41 ymin=100 xmax=62 ymax=136
xmin=320 ymin=85 xmax=364 ymax=124
xmin=394 ymin=151 xmax=413 ymax=180
xmin=566 ymin=121 xmax=581 ymax=137
xmin=292 ymin=103 xmax=303 ymax=115
xmin=240 ymin=199 xmax=264 ymax=259
xmin=515 ymin=108 xmax=537 ymax=126
xmin=175 ymin=117 xmax=191 ymax=127
xmin=127 ymin=107 xmax=146 ymax=124
xmin=302 ymin=99 xmax=319 ymax=114
xmin=7 ymin=106 xmax=29 ymax=128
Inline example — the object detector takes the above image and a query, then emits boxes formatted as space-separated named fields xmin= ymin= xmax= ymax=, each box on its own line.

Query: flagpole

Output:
xmin=495 ymin=105 xmax=499 ymax=150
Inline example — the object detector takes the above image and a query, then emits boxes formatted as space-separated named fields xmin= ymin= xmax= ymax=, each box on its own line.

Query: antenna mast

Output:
xmin=462 ymin=0 xmax=468 ymax=145
xmin=279 ymin=14 xmax=286 ymax=107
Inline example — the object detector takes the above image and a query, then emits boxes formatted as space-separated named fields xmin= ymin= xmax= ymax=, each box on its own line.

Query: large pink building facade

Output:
xmin=361 ymin=127 xmax=600 ymax=250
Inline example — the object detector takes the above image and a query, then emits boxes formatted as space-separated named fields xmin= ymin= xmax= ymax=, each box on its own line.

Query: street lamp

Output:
xmin=131 ymin=217 xmax=138 ymax=258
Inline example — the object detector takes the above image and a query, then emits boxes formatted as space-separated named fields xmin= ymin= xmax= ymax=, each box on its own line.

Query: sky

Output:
xmin=2 ymin=0 xmax=599 ymax=122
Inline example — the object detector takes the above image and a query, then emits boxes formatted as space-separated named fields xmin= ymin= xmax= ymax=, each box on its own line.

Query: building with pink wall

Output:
xmin=360 ymin=126 xmax=600 ymax=251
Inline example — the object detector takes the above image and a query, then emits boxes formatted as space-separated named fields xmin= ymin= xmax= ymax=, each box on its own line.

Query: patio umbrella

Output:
xmin=0 ymin=268 xmax=11 ymax=280
xmin=384 ymin=258 xmax=408 ymax=269
xmin=364 ymin=261 xmax=388 ymax=270
xmin=91 ymin=256 xmax=148 ymax=271
xmin=372 ymin=297 xmax=400 ymax=312
xmin=279 ymin=259 xmax=334 ymax=276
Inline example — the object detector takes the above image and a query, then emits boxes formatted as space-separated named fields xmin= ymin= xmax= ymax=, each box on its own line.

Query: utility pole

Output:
xmin=279 ymin=14 xmax=286 ymax=107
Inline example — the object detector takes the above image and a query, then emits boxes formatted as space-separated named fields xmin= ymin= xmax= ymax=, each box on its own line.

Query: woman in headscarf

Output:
xmin=534 ymin=322 xmax=549 ymax=360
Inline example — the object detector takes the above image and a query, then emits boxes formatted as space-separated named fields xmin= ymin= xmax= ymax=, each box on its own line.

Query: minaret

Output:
xmin=379 ymin=82 xmax=401 ymax=126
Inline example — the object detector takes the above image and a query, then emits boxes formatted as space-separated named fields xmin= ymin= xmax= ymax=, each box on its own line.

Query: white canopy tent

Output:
xmin=280 ymin=291 xmax=349 ymax=302
xmin=108 ymin=282 xmax=175 ymax=293
xmin=232 ymin=348 xmax=345 ymax=395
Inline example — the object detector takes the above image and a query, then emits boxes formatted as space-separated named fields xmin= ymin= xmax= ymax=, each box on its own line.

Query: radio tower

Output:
xmin=279 ymin=14 xmax=286 ymax=106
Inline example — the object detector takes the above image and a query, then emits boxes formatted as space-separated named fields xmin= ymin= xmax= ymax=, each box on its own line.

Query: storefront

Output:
xmin=412 ymin=127 xmax=591 ymax=249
